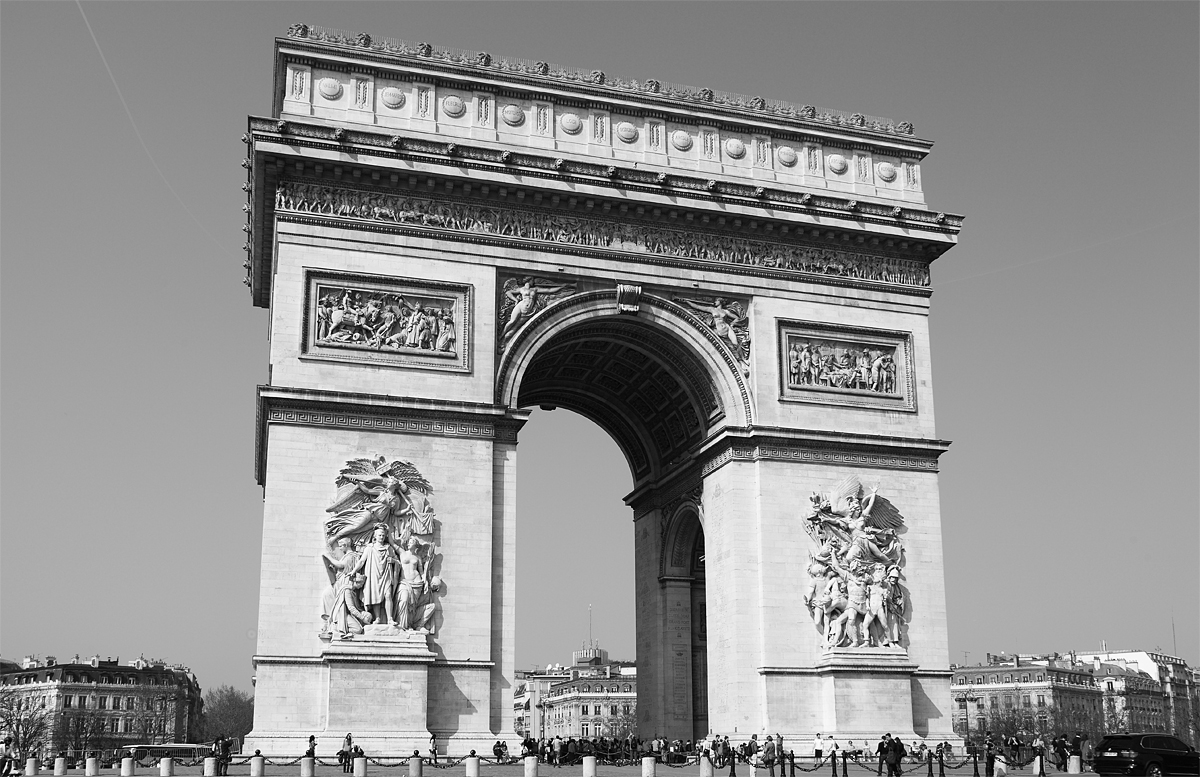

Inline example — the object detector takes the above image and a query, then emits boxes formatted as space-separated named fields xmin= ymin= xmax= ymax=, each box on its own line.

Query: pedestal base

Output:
xmin=246 ymin=632 xmax=440 ymax=756
xmin=815 ymin=646 xmax=919 ymax=740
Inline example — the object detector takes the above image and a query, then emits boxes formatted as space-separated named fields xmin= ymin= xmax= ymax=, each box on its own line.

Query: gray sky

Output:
xmin=2 ymin=2 xmax=1196 ymax=693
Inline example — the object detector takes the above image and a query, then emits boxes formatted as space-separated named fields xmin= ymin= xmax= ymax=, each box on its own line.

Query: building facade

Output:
xmin=951 ymin=654 xmax=1102 ymax=738
xmin=243 ymin=24 xmax=964 ymax=754
xmin=1074 ymin=650 xmax=1198 ymax=746
xmin=0 ymin=654 xmax=203 ymax=758
xmin=515 ymin=644 xmax=636 ymax=741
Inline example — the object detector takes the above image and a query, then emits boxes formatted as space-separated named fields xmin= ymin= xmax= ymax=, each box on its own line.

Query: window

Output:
xmin=610 ymin=705 xmax=618 ymax=716
xmin=1004 ymin=675 xmax=1012 ymax=683
xmin=581 ymin=685 xmax=590 ymax=692
xmin=990 ymin=676 xmax=998 ymax=683
xmin=989 ymin=697 xmax=998 ymax=709
xmin=1036 ymin=674 xmax=1045 ymax=682
xmin=126 ymin=697 xmax=135 ymax=710
xmin=78 ymin=695 xmax=87 ymax=709
xmin=1004 ymin=695 xmax=1013 ymax=708
xmin=81 ymin=673 xmax=90 ymax=683
xmin=581 ymin=724 xmax=589 ymax=737
xmin=623 ymin=705 xmax=631 ymax=715
xmin=99 ymin=697 xmax=107 ymax=710
xmin=958 ymin=678 xmax=966 ymax=685
xmin=1022 ymin=675 xmax=1030 ymax=683
xmin=1022 ymin=695 xmax=1031 ymax=708
xmin=623 ymin=685 xmax=631 ymax=692
xmin=592 ymin=705 xmax=600 ymax=715
xmin=110 ymin=719 xmax=118 ymax=734
xmin=67 ymin=674 xmax=76 ymax=683
xmin=1107 ymin=682 xmax=1114 ymax=692
xmin=958 ymin=700 xmax=967 ymax=710
xmin=64 ymin=696 xmax=73 ymax=709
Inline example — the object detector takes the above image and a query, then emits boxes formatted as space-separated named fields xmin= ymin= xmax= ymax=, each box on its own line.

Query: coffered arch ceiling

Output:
xmin=515 ymin=317 xmax=724 ymax=483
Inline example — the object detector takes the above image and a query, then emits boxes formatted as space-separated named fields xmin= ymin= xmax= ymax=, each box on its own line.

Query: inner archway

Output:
xmin=504 ymin=296 xmax=736 ymax=741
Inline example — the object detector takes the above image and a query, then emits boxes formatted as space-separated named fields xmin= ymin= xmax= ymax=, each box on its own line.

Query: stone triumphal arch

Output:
xmin=243 ymin=25 xmax=963 ymax=755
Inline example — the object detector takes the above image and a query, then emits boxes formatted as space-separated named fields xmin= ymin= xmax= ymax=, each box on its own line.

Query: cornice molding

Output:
xmin=255 ymin=386 xmax=526 ymax=486
xmin=699 ymin=426 xmax=950 ymax=476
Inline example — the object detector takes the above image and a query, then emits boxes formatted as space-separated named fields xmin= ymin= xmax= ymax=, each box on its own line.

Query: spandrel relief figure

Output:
xmin=802 ymin=475 xmax=910 ymax=649
xmin=317 ymin=457 xmax=444 ymax=640
xmin=675 ymin=296 xmax=751 ymax=375
xmin=498 ymin=277 xmax=576 ymax=349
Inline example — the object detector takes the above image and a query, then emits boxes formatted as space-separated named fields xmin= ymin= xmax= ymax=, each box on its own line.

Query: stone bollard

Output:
xmin=251 ymin=756 xmax=266 ymax=777
xmin=55 ymin=758 xmax=68 ymax=776
xmin=642 ymin=756 xmax=656 ymax=777
xmin=1033 ymin=757 xmax=1044 ymax=777
xmin=354 ymin=757 xmax=368 ymax=777
xmin=409 ymin=754 xmax=423 ymax=777
xmin=524 ymin=755 xmax=539 ymax=777
xmin=203 ymin=758 xmax=218 ymax=777
xmin=299 ymin=758 xmax=315 ymax=777
xmin=582 ymin=755 xmax=597 ymax=777
xmin=121 ymin=758 xmax=136 ymax=777
xmin=995 ymin=757 xmax=1008 ymax=777
xmin=1066 ymin=757 xmax=1080 ymax=775
xmin=159 ymin=759 xmax=174 ymax=777
xmin=700 ymin=755 xmax=714 ymax=777
xmin=465 ymin=757 xmax=480 ymax=777
xmin=86 ymin=758 xmax=100 ymax=777
xmin=25 ymin=757 xmax=40 ymax=776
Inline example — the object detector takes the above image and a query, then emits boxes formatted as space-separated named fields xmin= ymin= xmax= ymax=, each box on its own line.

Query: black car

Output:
xmin=1093 ymin=734 xmax=1200 ymax=776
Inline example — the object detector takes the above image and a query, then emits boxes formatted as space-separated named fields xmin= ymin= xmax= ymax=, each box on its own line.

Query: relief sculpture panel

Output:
xmin=778 ymin=320 xmax=915 ymax=412
xmin=303 ymin=271 xmax=472 ymax=372
xmin=319 ymin=456 xmax=444 ymax=642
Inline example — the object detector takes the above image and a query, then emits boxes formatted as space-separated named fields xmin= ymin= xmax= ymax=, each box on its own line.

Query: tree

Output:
xmin=0 ymin=688 xmax=53 ymax=759
xmin=199 ymin=686 xmax=253 ymax=742
xmin=54 ymin=709 xmax=107 ymax=757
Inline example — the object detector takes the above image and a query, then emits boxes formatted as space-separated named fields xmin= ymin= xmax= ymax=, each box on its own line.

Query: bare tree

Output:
xmin=54 ymin=709 xmax=107 ymax=757
xmin=199 ymin=686 xmax=253 ymax=742
xmin=0 ymin=688 xmax=53 ymax=759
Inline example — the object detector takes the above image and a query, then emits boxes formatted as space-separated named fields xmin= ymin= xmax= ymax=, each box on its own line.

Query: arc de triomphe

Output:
xmin=242 ymin=25 xmax=963 ymax=755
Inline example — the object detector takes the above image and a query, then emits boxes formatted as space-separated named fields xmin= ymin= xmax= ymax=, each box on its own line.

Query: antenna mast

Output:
xmin=589 ymin=603 xmax=593 ymax=647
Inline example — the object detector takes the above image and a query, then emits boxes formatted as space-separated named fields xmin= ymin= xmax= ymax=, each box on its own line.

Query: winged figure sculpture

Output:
xmin=323 ymin=456 xmax=436 ymax=548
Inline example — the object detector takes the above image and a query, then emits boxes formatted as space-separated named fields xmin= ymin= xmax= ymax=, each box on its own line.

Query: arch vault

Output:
xmin=243 ymin=26 xmax=963 ymax=756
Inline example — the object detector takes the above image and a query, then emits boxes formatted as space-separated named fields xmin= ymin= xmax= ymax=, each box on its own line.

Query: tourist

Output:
xmin=824 ymin=735 xmax=838 ymax=761
xmin=305 ymin=736 xmax=317 ymax=759
xmin=885 ymin=736 xmax=906 ymax=777
xmin=763 ymin=736 xmax=777 ymax=777
xmin=813 ymin=734 xmax=823 ymax=764
xmin=876 ymin=735 xmax=890 ymax=775
xmin=429 ymin=733 xmax=438 ymax=765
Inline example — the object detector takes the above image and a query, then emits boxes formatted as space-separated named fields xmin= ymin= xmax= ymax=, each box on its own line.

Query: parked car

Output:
xmin=1093 ymin=734 xmax=1199 ymax=776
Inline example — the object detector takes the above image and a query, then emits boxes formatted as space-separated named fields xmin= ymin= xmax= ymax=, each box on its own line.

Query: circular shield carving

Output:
xmin=616 ymin=122 xmax=638 ymax=143
xmin=559 ymin=112 xmax=583 ymax=135
xmin=877 ymin=162 xmax=898 ymax=182
xmin=724 ymin=138 xmax=747 ymax=159
xmin=501 ymin=104 xmax=525 ymax=126
xmin=670 ymin=130 xmax=693 ymax=151
xmin=442 ymin=95 xmax=466 ymax=118
xmin=380 ymin=87 xmax=406 ymax=110
xmin=317 ymin=78 xmax=343 ymax=100
xmin=776 ymin=146 xmax=798 ymax=167
xmin=828 ymin=154 xmax=848 ymax=174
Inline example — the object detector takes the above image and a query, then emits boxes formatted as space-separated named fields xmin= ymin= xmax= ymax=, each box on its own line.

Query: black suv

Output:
xmin=1093 ymin=734 xmax=1199 ymax=776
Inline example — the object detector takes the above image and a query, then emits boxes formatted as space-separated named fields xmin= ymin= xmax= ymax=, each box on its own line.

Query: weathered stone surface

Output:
xmin=243 ymin=27 xmax=963 ymax=755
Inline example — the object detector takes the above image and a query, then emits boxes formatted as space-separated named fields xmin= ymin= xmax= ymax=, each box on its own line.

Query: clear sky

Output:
xmin=2 ymin=2 xmax=1196 ymax=693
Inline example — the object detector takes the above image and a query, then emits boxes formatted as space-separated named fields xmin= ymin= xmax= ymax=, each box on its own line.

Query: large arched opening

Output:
xmin=500 ymin=290 xmax=749 ymax=740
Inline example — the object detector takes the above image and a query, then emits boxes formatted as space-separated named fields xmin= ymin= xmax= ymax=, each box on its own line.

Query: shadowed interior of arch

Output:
xmin=515 ymin=316 xmax=725 ymax=484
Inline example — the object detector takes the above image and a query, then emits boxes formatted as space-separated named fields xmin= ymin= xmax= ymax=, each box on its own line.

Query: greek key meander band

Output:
xmin=265 ymin=408 xmax=939 ymax=471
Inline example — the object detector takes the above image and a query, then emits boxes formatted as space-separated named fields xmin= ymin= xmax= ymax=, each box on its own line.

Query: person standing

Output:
xmin=429 ymin=733 xmax=439 ymax=765
xmin=763 ymin=737 xmax=777 ymax=777
xmin=886 ymin=737 xmax=906 ymax=777
xmin=813 ymin=734 xmax=823 ymax=764
xmin=876 ymin=735 xmax=890 ymax=776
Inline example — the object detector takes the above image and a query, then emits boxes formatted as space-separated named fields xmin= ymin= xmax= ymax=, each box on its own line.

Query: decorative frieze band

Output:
xmin=702 ymin=441 xmax=941 ymax=476
xmin=274 ymin=181 xmax=931 ymax=287
xmin=266 ymin=407 xmax=511 ymax=442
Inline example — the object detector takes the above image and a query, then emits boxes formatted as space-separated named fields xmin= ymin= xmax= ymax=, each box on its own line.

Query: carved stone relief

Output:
xmin=778 ymin=320 xmax=915 ymax=412
xmin=673 ymin=295 xmax=750 ymax=375
xmin=319 ymin=456 xmax=443 ymax=641
xmin=801 ymin=475 xmax=910 ymax=650
xmin=497 ymin=276 xmax=577 ymax=351
xmin=275 ymin=182 xmax=931 ymax=287
xmin=303 ymin=270 xmax=472 ymax=373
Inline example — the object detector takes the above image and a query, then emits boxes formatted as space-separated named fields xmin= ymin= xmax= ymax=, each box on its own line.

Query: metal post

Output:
xmin=730 ymin=752 xmax=737 ymax=777
xmin=972 ymin=753 xmax=979 ymax=777
xmin=842 ymin=752 xmax=848 ymax=777
xmin=939 ymin=751 xmax=945 ymax=777
xmin=830 ymin=753 xmax=837 ymax=777
xmin=927 ymin=752 xmax=933 ymax=777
